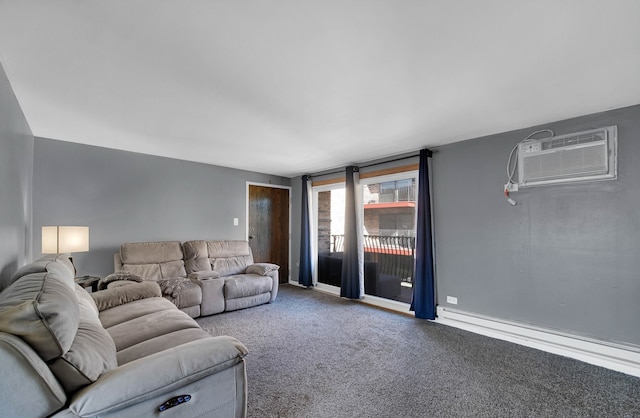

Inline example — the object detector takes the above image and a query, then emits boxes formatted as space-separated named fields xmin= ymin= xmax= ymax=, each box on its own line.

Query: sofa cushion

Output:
xmin=46 ymin=283 xmax=118 ymax=392
xmin=99 ymin=297 xmax=176 ymax=329
xmin=185 ymin=258 xmax=210 ymax=274
xmin=120 ymin=241 xmax=187 ymax=280
xmin=212 ymin=256 xmax=252 ymax=276
xmin=224 ymin=275 xmax=273 ymax=299
xmin=48 ymin=318 xmax=118 ymax=392
xmin=106 ymin=309 xmax=202 ymax=352
xmin=5 ymin=254 xmax=75 ymax=291
xmin=159 ymin=260 xmax=187 ymax=278
xmin=226 ymin=293 xmax=272 ymax=311
xmin=122 ymin=263 xmax=162 ymax=280
xmin=116 ymin=328 xmax=210 ymax=365
xmin=207 ymin=240 xmax=252 ymax=258
xmin=124 ymin=261 xmax=187 ymax=281
xmin=183 ymin=240 xmax=211 ymax=273
xmin=120 ymin=241 xmax=184 ymax=265
xmin=75 ymin=284 xmax=99 ymax=321
xmin=0 ymin=268 xmax=79 ymax=361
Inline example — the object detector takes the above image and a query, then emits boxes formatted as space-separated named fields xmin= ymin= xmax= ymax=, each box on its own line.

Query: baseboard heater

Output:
xmin=436 ymin=306 xmax=640 ymax=378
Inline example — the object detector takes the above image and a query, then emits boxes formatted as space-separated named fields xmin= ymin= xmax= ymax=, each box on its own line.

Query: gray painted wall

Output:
xmin=288 ymin=105 xmax=640 ymax=347
xmin=0 ymin=62 xmax=34 ymax=287
xmin=433 ymin=105 xmax=640 ymax=347
xmin=33 ymin=138 xmax=290 ymax=277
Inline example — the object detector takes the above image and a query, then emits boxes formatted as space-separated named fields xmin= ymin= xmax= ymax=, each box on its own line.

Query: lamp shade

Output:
xmin=42 ymin=226 xmax=89 ymax=254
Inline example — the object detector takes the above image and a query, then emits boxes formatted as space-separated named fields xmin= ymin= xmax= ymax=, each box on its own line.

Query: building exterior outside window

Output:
xmin=363 ymin=179 xmax=416 ymax=237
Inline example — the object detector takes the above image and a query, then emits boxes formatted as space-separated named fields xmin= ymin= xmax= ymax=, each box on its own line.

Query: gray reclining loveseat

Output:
xmin=114 ymin=240 xmax=279 ymax=318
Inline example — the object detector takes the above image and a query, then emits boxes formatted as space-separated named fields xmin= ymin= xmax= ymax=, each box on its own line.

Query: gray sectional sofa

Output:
xmin=114 ymin=240 xmax=279 ymax=318
xmin=0 ymin=254 xmax=248 ymax=417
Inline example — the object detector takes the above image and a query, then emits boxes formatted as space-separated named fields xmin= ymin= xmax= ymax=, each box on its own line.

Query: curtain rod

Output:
xmin=308 ymin=149 xmax=432 ymax=179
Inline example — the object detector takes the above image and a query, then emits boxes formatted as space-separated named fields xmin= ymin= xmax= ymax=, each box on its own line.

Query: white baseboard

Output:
xmin=287 ymin=281 xmax=338 ymax=294
xmin=314 ymin=282 xmax=340 ymax=295
xmin=361 ymin=293 xmax=412 ymax=314
xmin=313 ymin=283 xmax=413 ymax=313
xmin=436 ymin=306 xmax=640 ymax=378
xmin=287 ymin=280 xmax=307 ymax=288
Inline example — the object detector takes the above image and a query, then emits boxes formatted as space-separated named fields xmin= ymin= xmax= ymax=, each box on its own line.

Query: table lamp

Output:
xmin=42 ymin=226 xmax=89 ymax=266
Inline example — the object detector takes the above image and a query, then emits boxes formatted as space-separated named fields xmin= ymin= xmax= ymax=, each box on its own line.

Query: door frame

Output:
xmin=312 ymin=182 xmax=345 ymax=291
xmin=246 ymin=182 xmax=292 ymax=283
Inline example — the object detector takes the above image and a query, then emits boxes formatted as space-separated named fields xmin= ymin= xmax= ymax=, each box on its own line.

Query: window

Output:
xmin=379 ymin=179 xmax=415 ymax=203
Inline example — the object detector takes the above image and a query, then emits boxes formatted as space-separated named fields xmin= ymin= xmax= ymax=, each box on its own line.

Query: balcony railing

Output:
xmin=330 ymin=234 xmax=415 ymax=284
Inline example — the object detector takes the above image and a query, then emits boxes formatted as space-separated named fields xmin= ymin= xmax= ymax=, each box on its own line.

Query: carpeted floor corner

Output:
xmin=196 ymin=285 xmax=640 ymax=418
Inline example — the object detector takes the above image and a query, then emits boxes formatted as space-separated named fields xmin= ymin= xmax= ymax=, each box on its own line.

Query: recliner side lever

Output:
xmin=158 ymin=394 xmax=192 ymax=412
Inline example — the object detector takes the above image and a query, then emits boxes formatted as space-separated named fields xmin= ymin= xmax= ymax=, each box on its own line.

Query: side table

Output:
xmin=75 ymin=275 xmax=101 ymax=292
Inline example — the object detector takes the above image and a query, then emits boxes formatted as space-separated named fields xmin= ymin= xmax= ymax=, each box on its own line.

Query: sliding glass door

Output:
xmin=313 ymin=184 xmax=345 ymax=287
xmin=361 ymin=172 xmax=417 ymax=303
xmin=312 ymin=170 xmax=417 ymax=303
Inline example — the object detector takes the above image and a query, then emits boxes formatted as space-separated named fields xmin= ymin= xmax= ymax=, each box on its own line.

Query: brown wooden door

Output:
xmin=248 ymin=185 xmax=289 ymax=283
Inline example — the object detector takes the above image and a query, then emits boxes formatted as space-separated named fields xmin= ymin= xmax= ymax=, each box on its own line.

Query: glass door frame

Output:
xmin=360 ymin=170 xmax=419 ymax=305
xmin=312 ymin=182 xmax=345 ymax=293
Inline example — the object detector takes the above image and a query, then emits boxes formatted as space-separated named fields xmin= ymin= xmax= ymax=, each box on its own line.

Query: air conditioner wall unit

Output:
xmin=517 ymin=126 xmax=617 ymax=187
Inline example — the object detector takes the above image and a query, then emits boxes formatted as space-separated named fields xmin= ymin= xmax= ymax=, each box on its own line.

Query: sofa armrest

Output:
xmin=69 ymin=336 xmax=247 ymax=417
xmin=98 ymin=271 xmax=144 ymax=290
xmin=90 ymin=282 xmax=162 ymax=312
xmin=106 ymin=280 xmax=138 ymax=289
xmin=266 ymin=270 xmax=279 ymax=302
xmin=245 ymin=263 xmax=279 ymax=276
xmin=0 ymin=332 xmax=67 ymax=418
xmin=190 ymin=276 xmax=225 ymax=316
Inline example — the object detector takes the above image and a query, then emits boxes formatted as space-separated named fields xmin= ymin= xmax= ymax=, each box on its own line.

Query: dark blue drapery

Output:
xmin=299 ymin=175 xmax=313 ymax=287
xmin=410 ymin=149 xmax=436 ymax=319
xmin=340 ymin=166 xmax=361 ymax=299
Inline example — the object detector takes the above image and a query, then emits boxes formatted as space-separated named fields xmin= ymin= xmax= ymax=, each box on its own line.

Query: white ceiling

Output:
xmin=1 ymin=1 xmax=639 ymax=178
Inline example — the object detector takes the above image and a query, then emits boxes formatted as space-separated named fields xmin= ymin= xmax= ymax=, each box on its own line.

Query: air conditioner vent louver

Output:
xmin=517 ymin=126 xmax=617 ymax=187
xmin=542 ymin=131 xmax=604 ymax=150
